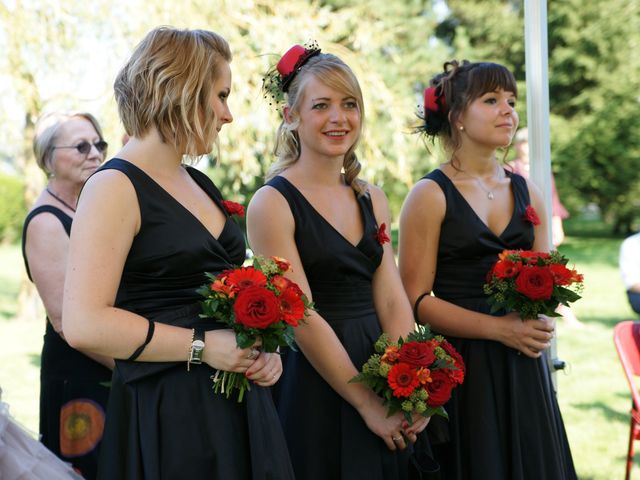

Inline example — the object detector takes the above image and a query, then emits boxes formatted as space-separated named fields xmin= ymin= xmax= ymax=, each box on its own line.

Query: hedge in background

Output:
xmin=0 ymin=173 xmax=27 ymax=244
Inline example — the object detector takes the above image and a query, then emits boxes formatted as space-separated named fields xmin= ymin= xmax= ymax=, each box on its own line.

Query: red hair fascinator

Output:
xmin=262 ymin=42 xmax=321 ymax=107
xmin=423 ymin=86 xmax=446 ymax=113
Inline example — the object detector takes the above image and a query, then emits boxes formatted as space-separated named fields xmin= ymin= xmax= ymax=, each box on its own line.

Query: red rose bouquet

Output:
xmin=483 ymin=249 xmax=584 ymax=319
xmin=349 ymin=324 xmax=464 ymax=423
xmin=197 ymin=255 xmax=312 ymax=401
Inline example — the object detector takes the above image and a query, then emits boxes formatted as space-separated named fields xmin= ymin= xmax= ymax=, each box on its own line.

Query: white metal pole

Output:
xmin=523 ymin=0 xmax=562 ymax=389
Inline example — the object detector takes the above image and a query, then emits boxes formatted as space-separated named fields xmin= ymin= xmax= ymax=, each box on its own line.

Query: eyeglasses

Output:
xmin=52 ymin=140 xmax=108 ymax=155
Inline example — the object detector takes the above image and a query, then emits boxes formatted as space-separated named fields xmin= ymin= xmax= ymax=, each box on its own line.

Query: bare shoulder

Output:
xmin=247 ymin=184 xmax=294 ymax=226
xmin=25 ymin=208 xmax=69 ymax=240
xmin=402 ymin=177 xmax=446 ymax=221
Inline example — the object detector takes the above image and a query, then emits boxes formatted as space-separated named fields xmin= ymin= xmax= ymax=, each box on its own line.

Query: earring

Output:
xmin=459 ymin=126 xmax=464 ymax=131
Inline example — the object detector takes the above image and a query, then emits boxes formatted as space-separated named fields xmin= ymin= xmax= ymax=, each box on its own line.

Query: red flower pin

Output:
xmin=221 ymin=200 xmax=245 ymax=218
xmin=523 ymin=205 xmax=540 ymax=225
xmin=375 ymin=223 xmax=391 ymax=245
xmin=424 ymin=86 xmax=445 ymax=113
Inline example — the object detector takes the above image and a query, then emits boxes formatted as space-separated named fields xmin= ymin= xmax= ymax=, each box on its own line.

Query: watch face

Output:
xmin=192 ymin=340 xmax=205 ymax=350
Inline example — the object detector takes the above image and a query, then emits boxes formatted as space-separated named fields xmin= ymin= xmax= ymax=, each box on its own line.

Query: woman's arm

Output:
xmin=368 ymin=186 xmax=415 ymax=341
xmin=527 ymin=179 xmax=552 ymax=253
xmin=62 ymin=170 xmax=259 ymax=373
xmin=398 ymin=179 xmax=552 ymax=358
xmin=25 ymin=213 xmax=114 ymax=369
xmin=247 ymin=186 xmax=410 ymax=450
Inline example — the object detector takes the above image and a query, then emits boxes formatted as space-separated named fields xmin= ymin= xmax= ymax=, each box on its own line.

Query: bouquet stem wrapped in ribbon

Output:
xmin=350 ymin=324 xmax=464 ymax=423
xmin=483 ymin=249 xmax=584 ymax=320
xmin=197 ymin=256 xmax=312 ymax=401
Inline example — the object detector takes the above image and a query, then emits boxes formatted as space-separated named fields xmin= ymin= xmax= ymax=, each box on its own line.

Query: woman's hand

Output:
xmin=203 ymin=330 xmax=263 ymax=372
xmin=402 ymin=413 xmax=431 ymax=443
xmin=496 ymin=312 xmax=555 ymax=358
xmin=246 ymin=351 xmax=283 ymax=387
xmin=357 ymin=391 xmax=412 ymax=451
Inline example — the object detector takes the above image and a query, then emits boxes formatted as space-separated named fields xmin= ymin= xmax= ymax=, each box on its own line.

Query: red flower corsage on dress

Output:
xmin=523 ymin=205 xmax=540 ymax=226
xmin=375 ymin=223 xmax=391 ymax=245
xmin=221 ymin=200 xmax=245 ymax=218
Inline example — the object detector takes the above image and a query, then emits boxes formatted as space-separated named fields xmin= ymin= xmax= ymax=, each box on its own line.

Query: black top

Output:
xmin=102 ymin=158 xmax=245 ymax=317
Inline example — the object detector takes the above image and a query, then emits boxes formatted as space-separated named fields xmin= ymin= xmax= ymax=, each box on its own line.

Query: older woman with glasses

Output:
xmin=21 ymin=111 xmax=113 ymax=479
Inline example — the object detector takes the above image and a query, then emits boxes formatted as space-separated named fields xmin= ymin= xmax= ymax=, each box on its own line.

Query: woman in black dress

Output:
xmin=62 ymin=27 xmax=293 ymax=479
xmin=22 ymin=111 xmax=112 ymax=479
xmin=247 ymin=45 xmax=431 ymax=480
xmin=399 ymin=60 xmax=576 ymax=479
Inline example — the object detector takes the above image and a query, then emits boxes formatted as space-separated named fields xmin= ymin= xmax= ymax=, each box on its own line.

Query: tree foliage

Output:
xmin=0 ymin=0 xmax=638 ymax=236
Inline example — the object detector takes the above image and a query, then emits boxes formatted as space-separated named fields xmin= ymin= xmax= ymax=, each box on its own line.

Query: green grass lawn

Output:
xmin=0 ymin=220 xmax=638 ymax=478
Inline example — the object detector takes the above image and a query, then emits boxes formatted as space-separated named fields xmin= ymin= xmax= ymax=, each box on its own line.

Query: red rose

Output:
xmin=426 ymin=370 xmax=455 ymax=407
xmin=375 ymin=223 xmax=391 ymax=245
xmin=523 ymin=205 xmax=541 ymax=225
xmin=515 ymin=266 xmax=554 ymax=300
xmin=226 ymin=267 xmax=267 ymax=292
xmin=221 ymin=200 xmax=245 ymax=218
xmin=388 ymin=362 xmax=420 ymax=398
xmin=271 ymin=275 xmax=290 ymax=292
xmin=492 ymin=259 xmax=522 ymax=279
xmin=398 ymin=341 xmax=436 ymax=367
xmin=548 ymin=264 xmax=573 ymax=286
xmin=233 ymin=285 xmax=281 ymax=328
xmin=278 ymin=286 xmax=305 ymax=326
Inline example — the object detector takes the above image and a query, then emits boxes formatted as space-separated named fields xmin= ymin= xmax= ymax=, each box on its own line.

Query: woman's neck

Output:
xmin=289 ymin=153 xmax=345 ymax=187
xmin=116 ymin=128 xmax=183 ymax=174
xmin=451 ymin=144 xmax=498 ymax=176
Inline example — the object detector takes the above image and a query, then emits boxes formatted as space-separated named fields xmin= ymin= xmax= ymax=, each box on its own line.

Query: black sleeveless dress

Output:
xmin=22 ymin=205 xmax=112 ymax=480
xmin=266 ymin=176 xmax=433 ymax=480
xmin=95 ymin=159 xmax=294 ymax=480
xmin=423 ymin=169 xmax=576 ymax=480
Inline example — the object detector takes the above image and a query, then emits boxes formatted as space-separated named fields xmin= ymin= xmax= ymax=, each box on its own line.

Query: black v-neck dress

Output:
xmin=266 ymin=176 xmax=421 ymax=480
xmin=96 ymin=159 xmax=294 ymax=480
xmin=423 ymin=169 xmax=576 ymax=480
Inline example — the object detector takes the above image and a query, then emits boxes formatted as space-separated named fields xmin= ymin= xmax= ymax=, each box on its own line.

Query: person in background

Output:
xmin=619 ymin=231 xmax=640 ymax=314
xmin=22 ymin=111 xmax=113 ymax=479
xmin=399 ymin=60 xmax=576 ymax=479
xmin=248 ymin=44 xmax=432 ymax=480
xmin=62 ymin=27 xmax=293 ymax=479
xmin=509 ymin=127 xmax=583 ymax=327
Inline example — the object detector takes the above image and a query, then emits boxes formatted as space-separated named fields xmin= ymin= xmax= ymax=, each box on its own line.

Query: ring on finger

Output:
xmin=246 ymin=348 xmax=259 ymax=360
xmin=392 ymin=435 xmax=402 ymax=442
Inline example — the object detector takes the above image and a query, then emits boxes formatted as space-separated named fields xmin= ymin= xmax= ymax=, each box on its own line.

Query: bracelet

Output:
xmin=413 ymin=292 xmax=430 ymax=324
xmin=126 ymin=319 xmax=155 ymax=361
xmin=187 ymin=328 xmax=205 ymax=371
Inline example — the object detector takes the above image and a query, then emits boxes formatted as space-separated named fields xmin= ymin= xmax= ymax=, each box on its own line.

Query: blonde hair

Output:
xmin=114 ymin=26 xmax=231 ymax=157
xmin=33 ymin=112 xmax=105 ymax=177
xmin=266 ymin=53 xmax=367 ymax=195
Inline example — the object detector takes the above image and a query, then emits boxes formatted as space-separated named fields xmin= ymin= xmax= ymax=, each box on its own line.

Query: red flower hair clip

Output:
xmin=375 ymin=223 xmax=391 ymax=245
xmin=423 ymin=86 xmax=446 ymax=113
xmin=523 ymin=205 xmax=540 ymax=226
xmin=221 ymin=200 xmax=245 ymax=218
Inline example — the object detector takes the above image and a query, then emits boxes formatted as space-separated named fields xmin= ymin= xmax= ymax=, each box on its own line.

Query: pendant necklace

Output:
xmin=464 ymin=164 xmax=501 ymax=200
xmin=46 ymin=187 xmax=77 ymax=212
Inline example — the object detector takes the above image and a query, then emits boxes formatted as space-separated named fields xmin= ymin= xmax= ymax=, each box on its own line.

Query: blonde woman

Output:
xmin=63 ymin=27 xmax=293 ymax=479
xmin=248 ymin=44 xmax=432 ymax=480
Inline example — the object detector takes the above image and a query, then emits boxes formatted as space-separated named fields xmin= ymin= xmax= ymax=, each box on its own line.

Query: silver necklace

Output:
xmin=46 ymin=187 xmax=77 ymax=212
xmin=462 ymin=164 xmax=501 ymax=200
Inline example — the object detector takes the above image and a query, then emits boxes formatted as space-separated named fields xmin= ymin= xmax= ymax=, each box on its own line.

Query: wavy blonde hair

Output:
xmin=33 ymin=112 xmax=106 ymax=177
xmin=266 ymin=53 xmax=367 ymax=195
xmin=114 ymin=26 xmax=231 ymax=158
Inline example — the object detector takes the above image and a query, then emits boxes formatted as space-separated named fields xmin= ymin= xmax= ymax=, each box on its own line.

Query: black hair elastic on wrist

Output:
xmin=413 ymin=292 xmax=431 ymax=323
xmin=126 ymin=319 xmax=155 ymax=361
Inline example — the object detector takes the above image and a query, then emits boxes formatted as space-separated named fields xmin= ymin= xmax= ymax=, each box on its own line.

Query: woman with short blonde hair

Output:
xmin=63 ymin=27 xmax=294 ymax=479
